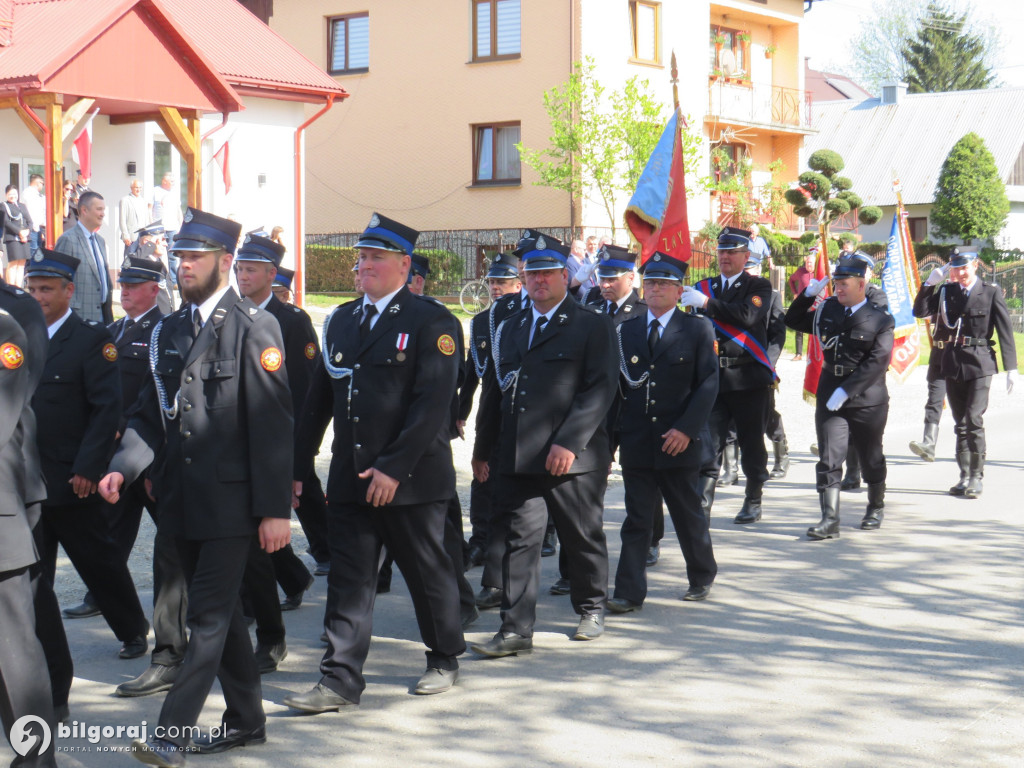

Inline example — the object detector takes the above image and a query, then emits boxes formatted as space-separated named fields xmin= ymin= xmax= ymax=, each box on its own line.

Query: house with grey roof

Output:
xmin=805 ymin=84 xmax=1024 ymax=249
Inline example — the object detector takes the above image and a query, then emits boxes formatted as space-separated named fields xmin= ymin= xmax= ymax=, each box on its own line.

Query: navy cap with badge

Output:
xmin=850 ymin=250 xmax=875 ymax=271
xmin=486 ymin=250 xmax=520 ymax=279
xmin=595 ymin=244 xmax=637 ymax=278
xmin=640 ymin=251 xmax=688 ymax=282
xmin=521 ymin=234 xmax=570 ymax=271
xmin=169 ymin=208 xmax=243 ymax=255
xmin=833 ymin=255 xmax=869 ymax=279
xmin=949 ymin=247 xmax=979 ymax=268
xmin=273 ymin=266 xmax=294 ymax=289
xmin=136 ymin=222 xmax=166 ymax=239
xmin=513 ymin=228 xmax=562 ymax=258
xmin=26 ymin=248 xmax=80 ymax=281
xmin=717 ymin=226 xmax=751 ymax=251
xmin=118 ymin=255 xmax=167 ymax=284
xmin=354 ymin=212 xmax=418 ymax=255
xmin=409 ymin=252 xmax=430 ymax=279
xmin=236 ymin=234 xmax=285 ymax=266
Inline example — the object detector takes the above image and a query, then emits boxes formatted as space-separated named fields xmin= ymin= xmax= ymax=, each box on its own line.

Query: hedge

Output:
xmin=304 ymin=245 xmax=464 ymax=294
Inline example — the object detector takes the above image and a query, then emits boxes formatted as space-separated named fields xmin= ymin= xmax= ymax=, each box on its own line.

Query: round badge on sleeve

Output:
xmin=261 ymin=347 xmax=283 ymax=372
xmin=437 ymin=334 xmax=456 ymax=356
xmin=304 ymin=343 xmax=316 ymax=360
xmin=1 ymin=342 xmax=24 ymax=369
xmin=752 ymin=296 xmax=763 ymax=308
xmin=102 ymin=343 xmax=118 ymax=362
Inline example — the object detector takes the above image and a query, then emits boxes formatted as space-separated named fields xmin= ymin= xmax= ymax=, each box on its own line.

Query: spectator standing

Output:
xmin=118 ymin=180 xmax=150 ymax=259
xmin=23 ymin=174 xmax=47 ymax=255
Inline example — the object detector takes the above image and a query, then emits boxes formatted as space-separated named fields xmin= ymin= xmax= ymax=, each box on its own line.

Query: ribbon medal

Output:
xmin=396 ymin=333 xmax=409 ymax=362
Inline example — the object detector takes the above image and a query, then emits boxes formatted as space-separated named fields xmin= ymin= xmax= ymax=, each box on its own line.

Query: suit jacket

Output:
xmin=786 ymin=293 xmax=894 ymax=407
xmin=296 ymin=286 xmax=460 ymax=506
xmin=494 ymin=296 xmax=618 ymax=475
xmin=584 ymin=287 xmax=646 ymax=325
xmin=1 ymin=201 xmax=33 ymax=245
xmin=110 ymin=289 xmax=293 ymax=539
xmin=616 ymin=309 xmax=719 ymax=470
xmin=694 ymin=272 xmax=774 ymax=392
xmin=55 ymin=223 xmax=113 ymax=325
xmin=264 ymin=294 xmax=318 ymax=420
xmin=913 ymin=281 xmax=1017 ymax=382
xmin=33 ymin=311 xmax=122 ymax=507
xmin=117 ymin=194 xmax=149 ymax=250
xmin=107 ymin=305 xmax=163 ymax=431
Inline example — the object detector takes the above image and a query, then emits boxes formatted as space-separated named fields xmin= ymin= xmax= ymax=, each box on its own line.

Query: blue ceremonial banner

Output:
xmin=881 ymin=210 xmax=922 ymax=381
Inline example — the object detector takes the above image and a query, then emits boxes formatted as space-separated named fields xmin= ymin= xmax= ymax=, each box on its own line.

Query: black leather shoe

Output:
xmin=733 ymin=500 xmax=762 ymax=525
xmin=464 ymin=545 xmax=486 ymax=570
xmin=573 ymin=613 xmax=604 ymax=641
xmin=192 ymin=725 xmax=266 ymax=754
xmin=254 ymin=640 xmax=287 ymax=674
xmin=116 ymin=664 xmax=180 ymax=697
xmin=313 ymin=560 xmax=331 ymax=576
xmin=549 ymin=577 xmax=571 ymax=595
xmin=414 ymin=667 xmax=458 ymax=695
xmin=461 ymin=605 xmax=480 ymax=628
xmin=470 ymin=632 xmax=533 ymax=657
xmin=475 ymin=586 xmax=503 ymax=609
xmin=860 ymin=510 xmax=883 ymax=530
xmin=841 ymin=477 xmax=862 ymax=491
xmin=280 ymin=574 xmax=314 ymax=611
xmin=131 ymin=736 xmax=185 ymax=767
xmin=541 ymin=530 xmax=557 ymax=557
xmin=606 ymin=597 xmax=642 ymax=614
xmin=284 ymin=683 xmax=356 ymax=713
xmin=63 ymin=599 xmax=101 ymax=619
xmin=119 ymin=625 xmax=149 ymax=660
xmin=646 ymin=545 xmax=660 ymax=567
xmin=682 ymin=584 xmax=712 ymax=601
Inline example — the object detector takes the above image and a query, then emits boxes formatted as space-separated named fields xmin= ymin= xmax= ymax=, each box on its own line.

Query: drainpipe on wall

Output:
xmin=17 ymin=88 xmax=53 ymax=245
xmin=569 ymin=0 xmax=576 ymax=236
xmin=293 ymin=95 xmax=335 ymax=308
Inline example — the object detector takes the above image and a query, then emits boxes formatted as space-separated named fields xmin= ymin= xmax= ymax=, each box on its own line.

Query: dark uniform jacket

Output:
xmin=494 ymin=296 xmax=618 ymax=475
xmin=766 ymin=290 xmax=786 ymax=366
xmin=296 ymin=286 xmax=460 ymax=507
xmin=786 ymin=293 xmax=894 ymax=407
xmin=110 ymin=289 xmax=293 ymax=539
xmin=583 ymin=287 xmax=646 ymax=324
xmin=695 ymin=272 xmax=774 ymax=392
xmin=33 ymin=311 xmax=121 ymax=507
xmin=263 ymin=293 xmax=318 ymax=419
xmin=913 ymin=280 xmax=1017 ymax=382
xmin=616 ymin=309 xmax=719 ymax=470
xmin=108 ymin=305 xmax=162 ymax=431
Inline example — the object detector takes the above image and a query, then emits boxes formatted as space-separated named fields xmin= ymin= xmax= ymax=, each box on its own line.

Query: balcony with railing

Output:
xmin=707 ymin=79 xmax=813 ymax=132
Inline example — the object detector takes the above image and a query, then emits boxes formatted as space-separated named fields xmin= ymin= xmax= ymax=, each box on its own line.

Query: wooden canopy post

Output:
xmin=45 ymin=98 xmax=63 ymax=244
xmin=156 ymin=107 xmax=201 ymax=209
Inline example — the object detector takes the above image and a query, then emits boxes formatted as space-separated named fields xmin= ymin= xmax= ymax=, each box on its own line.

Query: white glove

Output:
xmin=680 ymin=286 xmax=708 ymax=309
xmin=805 ymin=276 xmax=830 ymax=297
xmin=825 ymin=387 xmax=848 ymax=411
xmin=1008 ymin=369 xmax=1017 ymax=395
xmin=925 ymin=266 xmax=947 ymax=286
xmin=575 ymin=257 xmax=599 ymax=283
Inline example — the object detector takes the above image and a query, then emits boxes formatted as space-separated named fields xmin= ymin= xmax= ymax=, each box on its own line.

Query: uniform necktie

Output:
xmin=90 ymin=233 xmax=108 ymax=302
xmin=530 ymin=315 xmax=548 ymax=348
xmin=192 ymin=310 xmax=203 ymax=340
xmin=523 ymin=296 xmax=532 ymax=312
xmin=360 ymin=304 xmax=378 ymax=341
xmin=844 ymin=307 xmax=852 ymax=320
xmin=648 ymin=320 xmax=661 ymax=354
xmin=117 ymin=317 xmax=135 ymax=342
xmin=607 ymin=301 xmax=615 ymax=315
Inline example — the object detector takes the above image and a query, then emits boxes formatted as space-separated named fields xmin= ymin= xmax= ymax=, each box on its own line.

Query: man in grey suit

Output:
xmin=118 ymin=180 xmax=149 ymax=260
xmin=55 ymin=190 xmax=113 ymax=324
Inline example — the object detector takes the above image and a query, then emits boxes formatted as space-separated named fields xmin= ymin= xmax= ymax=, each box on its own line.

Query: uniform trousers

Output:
xmin=766 ymin=389 xmax=786 ymax=444
xmin=707 ymin=388 xmax=771 ymax=492
xmin=468 ymin=476 xmax=492 ymax=551
xmin=320 ymin=500 xmax=463 ymax=704
xmin=815 ymin=402 xmax=888 ymax=490
xmin=270 ymin=544 xmax=312 ymax=598
xmin=293 ymin=469 xmax=330 ymax=563
xmin=243 ymin=538 xmax=285 ymax=647
xmin=443 ymin=495 xmax=476 ymax=615
xmin=615 ymin=468 xmax=716 ymax=604
xmin=159 ymin=535 xmax=263 ymax=747
xmin=496 ymin=471 xmax=608 ymax=637
xmin=923 ymin=377 xmax=947 ymax=426
xmin=36 ymin=501 xmax=148 ymax=642
xmin=0 ymin=567 xmax=57 ymax=768
xmin=945 ymin=376 xmax=990 ymax=454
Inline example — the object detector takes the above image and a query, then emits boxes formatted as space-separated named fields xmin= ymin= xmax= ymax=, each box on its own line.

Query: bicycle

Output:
xmin=459 ymin=278 xmax=492 ymax=314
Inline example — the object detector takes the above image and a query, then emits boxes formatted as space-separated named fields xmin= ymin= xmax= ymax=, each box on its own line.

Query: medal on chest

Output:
xmin=396 ymin=332 xmax=409 ymax=362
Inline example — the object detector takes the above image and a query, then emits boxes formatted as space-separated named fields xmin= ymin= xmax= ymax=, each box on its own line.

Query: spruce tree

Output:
xmin=903 ymin=2 xmax=995 ymax=93
xmin=931 ymin=132 xmax=1009 ymax=243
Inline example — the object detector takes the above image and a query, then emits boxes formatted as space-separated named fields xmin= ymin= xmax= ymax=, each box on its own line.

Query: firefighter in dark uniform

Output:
xmin=681 ymin=227 xmax=774 ymax=525
xmin=908 ymin=260 xmax=952 ymax=464
xmin=470 ymin=235 xmax=618 ymax=656
xmin=913 ymin=248 xmax=1017 ymax=498
xmin=0 ymin=290 xmax=59 ymax=768
xmin=606 ymin=253 xmax=719 ymax=614
xmin=26 ymin=250 xmax=152 ymax=659
xmin=100 ymin=209 xmax=294 ymax=764
xmin=271 ymin=265 xmax=294 ymax=304
xmin=285 ymin=213 xmax=465 ymax=712
xmin=785 ymin=255 xmax=894 ymax=538
xmin=131 ymin=222 xmax=175 ymax=314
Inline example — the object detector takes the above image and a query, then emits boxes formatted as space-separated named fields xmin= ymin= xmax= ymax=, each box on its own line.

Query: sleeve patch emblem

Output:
xmin=0 ymin=342 xmax=24 ymax=369
xmin=752 ymin=296 xmax=763 ymax=308
xmin=261 ymin=347 xmax=283 ymax=371
xmin=102 ymin=343 xmax=118 ymax=362
xmin=304 ymin=343 xmax=316 ymax=360
xmin=437 ymin=334 xmax=456 ymax=356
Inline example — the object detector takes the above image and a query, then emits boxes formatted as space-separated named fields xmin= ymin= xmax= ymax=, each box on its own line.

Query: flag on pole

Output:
xmin=624 ymin=110 xmax=692 ymax=264
xmin=71 ymin=109 xmax=100 ymax=179
xmin=212 ymin=140 xmax=232 ymax=194
xmin=802 ymin=228 xmax=832 ymax=404
xmin=882 ymin=207 xmax=922 ymax=381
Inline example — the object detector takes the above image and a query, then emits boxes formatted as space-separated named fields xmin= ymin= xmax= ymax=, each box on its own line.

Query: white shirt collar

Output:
xmin=362 ymin=286 xmax=403 ymax=317
xmin=962 ymin=277 xmax=978 ymax=295
xmin=844 ymin=298 xmax=867 ymax=316
xmin=647 ymin=308 xmax=672 ymax=330
xmin=257 ymin=293 xmax=273 ymax=310
xmin=47 ymin=307 xmax=73 ymax=338
xmin=128 ymin=305 xmax=160 ymax=323
xmin=532 ymin=294 xmax=568 ymax=324
xmin=193 ymin=285 xmax=232 ymax=325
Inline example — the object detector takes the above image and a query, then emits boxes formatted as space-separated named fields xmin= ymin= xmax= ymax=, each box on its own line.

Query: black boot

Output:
xmin=770 ymin=439 xmax=790 ymax=479
xmin=841 ymin=450 xmax=861 ymax=491
xmin=716 ymin=443 xmax=739 ymax=487
xmin=908 ymin=423 xmax=939 ymax=462
xmin=698 ymin=475 xmax=716 ymax=523
xmin=733 ymin=485 xmax=762 ymax=524
xmin=948 ymin=451 xmax=970 ymax=496
xmin=964 ymin=453 xmax=984 ymax=499
xmin=807 ymin=488 xmax=840 ymax=540
xmin=861 ymin=483 xmax=885 ymax=529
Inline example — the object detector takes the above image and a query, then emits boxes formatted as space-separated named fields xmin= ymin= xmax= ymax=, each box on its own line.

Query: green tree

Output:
xmin=848 ymin=0 xmax=923 ymax=93
xmin=903 ymin=2 xmax=996 ymax=93
xmin=516 ymin=57 xmax=705 ymax=237
xmin=930 ymin=132 xmax=1008 ymax=242
xmin=784 ymin=149 xmax=881 ymax=244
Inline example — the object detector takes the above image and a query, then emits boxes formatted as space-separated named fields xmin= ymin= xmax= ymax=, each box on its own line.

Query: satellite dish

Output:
xmin=719 ymin=49 xmax=737 ymax=76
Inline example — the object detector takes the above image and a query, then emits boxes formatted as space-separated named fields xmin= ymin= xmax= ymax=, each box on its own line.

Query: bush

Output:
xmin=859 ymin=206 xmax=883 ymax=225
xmin=420 ymin=249 xmax=464 ymax=295
xmin=304 ymin=245 xmax=464 ymax=295
xmin=808 ymin=149 xmax=844 ymax=176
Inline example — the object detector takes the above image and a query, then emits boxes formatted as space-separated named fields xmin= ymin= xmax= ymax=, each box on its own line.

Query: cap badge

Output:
xmin=33 ymin=251 xmax=43 ymax=262
xmin=183 ymin=209 xmax=193 ymax=223
xmin=369 ymin=214 xmax=380 ymax=228
xmin=653 ymin=254 xmax=662 ymax=261
xmin=122 ymin=256 xmax=131 ymax=269
xmin=244 ymin=234 xmax=252 ymax=244
xmin=536 ymin=236 xmax=546 ymax=251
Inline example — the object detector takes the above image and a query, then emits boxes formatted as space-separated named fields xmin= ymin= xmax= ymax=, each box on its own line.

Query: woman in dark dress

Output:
xmin=62 ymin=181 xmax=79 ymax=231
xmin=2 ymin=185 xmax=33 ymax=285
